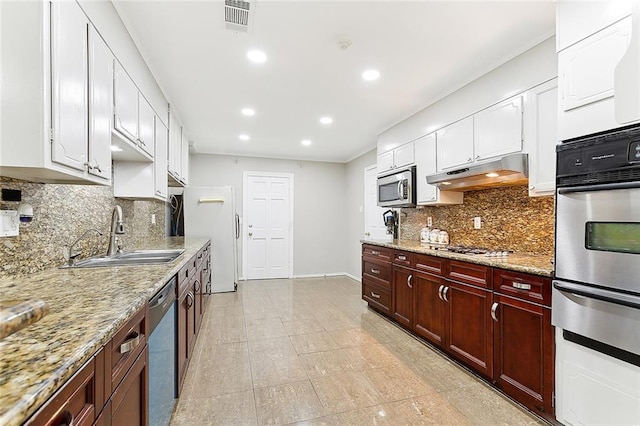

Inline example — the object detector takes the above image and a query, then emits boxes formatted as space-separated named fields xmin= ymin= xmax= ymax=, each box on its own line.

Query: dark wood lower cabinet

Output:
xmin=493 ymin=294 xmax=554 ymax=420
xmin=109 ymin=346 xmax=148 ymax=426
xmin=413 ymin=271 xmax=446 ymax=347
xmin=446 ymin=280 xmax=494 ymax=379
xmin=392 ymin=266 xmax=413 ymax=328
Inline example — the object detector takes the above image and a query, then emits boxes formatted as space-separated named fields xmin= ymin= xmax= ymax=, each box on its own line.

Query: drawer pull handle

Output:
xmin=120 ymin=331 xmax=143 ymax=354
xmin=371 ymin=269 xmax=381 ymax=275
xmin=407 ymin=274 xmax=413 ymax=288
xmin=59 ymin=410 xmax=74 ymax=426
xmin=438 ymin=285 xmax=445 ymax=301
xmin=442 ymin=286 xmax=449 ymax=302
xmin=371 ymin=250 xmax=380 ymax=255
xmin=370 ymin=292 xmax=381 ymax=299
xmin=512 ymin=282 xmax=531 ymax=290
xmin=398 ymin=255 xmax=407 ymax=261
xmin=491 ymin=302 xmax=499 ymax=322
xmin=195 ymin=279 xmax=201 ymax=292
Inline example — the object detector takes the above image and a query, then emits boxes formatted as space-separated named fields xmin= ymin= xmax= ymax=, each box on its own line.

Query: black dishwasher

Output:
xmin=148 ymin=276 xmax=177 ymax=426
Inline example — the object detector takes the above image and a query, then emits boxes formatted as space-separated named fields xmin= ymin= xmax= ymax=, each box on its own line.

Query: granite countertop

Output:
xmin=362 ymin=239 xmax=554 ymax=277
xmin=0 ymin=236 xmax=209 ymax=426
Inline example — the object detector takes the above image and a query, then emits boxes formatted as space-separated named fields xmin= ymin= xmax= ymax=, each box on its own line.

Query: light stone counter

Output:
xmin=0 ymin=236 xmax=209 ymax=426
xmin=362 ymin=239 xmax=554 ymax=277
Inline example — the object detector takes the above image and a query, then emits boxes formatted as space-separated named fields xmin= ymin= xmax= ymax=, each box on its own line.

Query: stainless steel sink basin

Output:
xmin=60 ymin=249 xmax=185 ymax=268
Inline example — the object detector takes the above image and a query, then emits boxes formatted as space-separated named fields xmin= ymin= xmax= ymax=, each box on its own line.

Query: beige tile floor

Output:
xmin=170 ymin=277 xmax=544 ymax=425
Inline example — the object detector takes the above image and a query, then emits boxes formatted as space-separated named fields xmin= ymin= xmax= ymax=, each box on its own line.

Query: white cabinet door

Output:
xmin=87 ymin=26 xmax=112 ymax=181
xmin=114 ymin=63 xmax=138 ymax=142
xmin=50 ymin=0 xmax=88 ymax=172
xmin=474 ymin=96 xmax=523 ymax=161
xmin=436 ymin=116 xmax=474 ymax=171
xmin=377 ymin=150 xmax=394 ymax=175
xmin=415 ymin=134 xmax=438 ymax=203
xmin=524 ymin=80 xmax=558 ymax=197
xmin=181 ymin=129 xmax=189 ymax=185
xmin=154 ymin=117 xmax=168 ymax=199
xmin=394 ymin=141 xmax=415 ymax=169
xmin=614 ymin=1 xmax=640 ymax=124
xmin=558 ymin=17 xmax=632 ymax=140
xmin=168 ymin=112 xmax=182 ymax=180
xmin=137 ymin=94 xmax=155 ymax=158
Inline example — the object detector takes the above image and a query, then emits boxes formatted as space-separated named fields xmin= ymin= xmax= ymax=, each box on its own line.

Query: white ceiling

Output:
xmin=113 ymin=1 xmax=555 ymax=163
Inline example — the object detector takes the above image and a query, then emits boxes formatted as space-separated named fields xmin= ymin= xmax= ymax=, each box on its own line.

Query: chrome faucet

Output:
xmin=107 ymin=205 xmax=125 ymax=256
xmin=65 ymin=228 xmax=103 ymax=266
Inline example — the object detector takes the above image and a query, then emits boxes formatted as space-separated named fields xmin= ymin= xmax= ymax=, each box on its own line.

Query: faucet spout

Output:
xmin=107 ymin=205 xmax=124 ymax=256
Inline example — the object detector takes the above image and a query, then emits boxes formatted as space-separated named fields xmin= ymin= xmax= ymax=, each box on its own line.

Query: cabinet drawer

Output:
xmin=108 ymin=306 xmax=147 ymax=393
xmin=415 ymin=253 xmax=445 ymax=275
xmin=110 ymin=346 xmax=148 ymax=426
xmin=178 ymin=262 xmax=189 ymax=287
xmin=362 ymin=244 xmax=392 ymax=262
xmin=493 ymin=268 xmax=551 ymax=306
xmin=447 ymin=260 xmax=492 ymax=289
xmin=393 ymin=250 xmax=414 ymax=267
xmin=362 ymin=259 xmax=391 ymax=288
xmin=362 ymin=280 xmax=391 ymax=316
xmin=26 ymin=354 xmax=100 ymax=426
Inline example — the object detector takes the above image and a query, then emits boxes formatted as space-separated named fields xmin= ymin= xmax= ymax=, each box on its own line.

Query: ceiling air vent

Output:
xmin=224 ymin=0 xmax=252 ymax=33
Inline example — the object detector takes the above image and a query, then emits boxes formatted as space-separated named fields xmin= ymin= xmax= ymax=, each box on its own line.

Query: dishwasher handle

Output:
xmin=149 ymin=277 xmax=177 ymax=334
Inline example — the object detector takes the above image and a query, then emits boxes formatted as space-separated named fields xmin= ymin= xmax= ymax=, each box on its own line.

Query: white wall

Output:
xmin=344 ymin=149 xmax=377 ymax=280
xmin=190 ymin=154 xmax=348 ymax=277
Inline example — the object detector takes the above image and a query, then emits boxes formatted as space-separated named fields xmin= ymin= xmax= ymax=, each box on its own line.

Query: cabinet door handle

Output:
xmin=407 ymin=274 xmax=413 ymax=288
xmin=370 ymin=292 xmax=381 ymax=299
xmin=442 ymin=286 xmax=449 ymax=302
xmin=398 ymin=255 xmax=407 ymax=261
xmin=249 ymin=232 xmax=253 ymax=237
xmin=491 ymin=302 xmax=499 ymax=322
xmin=512 ymin=282 xmax=531 ymax=290
xmin=370 ymin=268 xmax=381 ymax=275
xmin=371 ymin=250 xmax=380 ymax=255
xmin=120 ymin=331 xmax=143 ymax=354
xmin=438 ymin=285 xmax=445 ymax=301
xmin=58 ymin=410 xmax=74 ymax=426
xmin=194 ymin=279 xmax=201 ymax=292
xmin=467 ymin=157 xmax=472 ymax=162
xmin=186 ymin=292 xmax=194 ymax=308
xmin=475 ymin=155 xmax=480 ymax=160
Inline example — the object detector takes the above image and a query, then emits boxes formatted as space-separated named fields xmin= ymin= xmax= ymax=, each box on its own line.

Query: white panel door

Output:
xmin=154 ymin=118 xmax=168 ymax=199
xmin=87 ymin=26 xmax=112 ymax=181
xmin=50 ymin=0 xmax=88 ymax=172
xmin=245 ymin=173 xmax=293 ymax=279
xmin=137 ymin=95 xmax=155 ymax=158
xmin=436 ymin=116 xmax=474 ymax=171
xmin=394 ymin=141 xmax=415 ymax=169
xmin=474 ymin=95 xmax=523 ymax=161
xmin=364 ymin=165 xmax=391 ymax=241
xmin=168 ymin=112 xmax=182 ymax=179
xmin=414 ymin=134 xmax=438 ymax=204
xmin=113 ymin=63 xmax=138 ymax=141
xmin=377 ymin=151 xmax=394 ymax=175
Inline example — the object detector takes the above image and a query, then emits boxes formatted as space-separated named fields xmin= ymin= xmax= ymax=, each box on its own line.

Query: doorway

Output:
xmin=364 ymin=164 xmax=391 ymax=241
xmin=243 ymin=171 xmax=294 ymax=279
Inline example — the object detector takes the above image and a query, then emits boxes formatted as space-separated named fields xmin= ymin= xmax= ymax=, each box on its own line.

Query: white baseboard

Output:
xmin=292 ymin=272 xmax=358 ymax=279
xmin=344 ymin=273 xmax=361 ymax=282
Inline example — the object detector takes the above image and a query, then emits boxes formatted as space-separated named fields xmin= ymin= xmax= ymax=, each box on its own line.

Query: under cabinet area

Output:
xmin=361 ymin=243 xmax=555 ymax=423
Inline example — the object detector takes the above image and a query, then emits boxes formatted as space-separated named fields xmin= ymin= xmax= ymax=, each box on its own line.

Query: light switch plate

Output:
xmin=0 ymin=210 xmax=19 ymax=237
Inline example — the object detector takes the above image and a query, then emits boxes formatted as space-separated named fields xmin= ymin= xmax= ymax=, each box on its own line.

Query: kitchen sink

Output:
xmin=60 ymin=249 xmax=185 ymax=268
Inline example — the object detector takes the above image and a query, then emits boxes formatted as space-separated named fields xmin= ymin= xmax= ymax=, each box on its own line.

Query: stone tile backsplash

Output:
xmin=0 ymin=177 xmax=166 ymax=278
xmin=400 ymin=185 xmax=554 ymax=255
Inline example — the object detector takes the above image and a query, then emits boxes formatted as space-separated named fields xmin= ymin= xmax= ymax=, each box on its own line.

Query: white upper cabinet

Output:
xmin=137 ymin=94 xmax=155 ymax=158
xmin=557 ymin=0 xmax=638 ymax=140
xmin=436 ymin=116 xmax=474 ymax=171
xmin=415 ymin=133 xmax=463 ymax=206
xmin=113 ymin=63 xmax=139 ymax=142
xmin=168 ymin=111 xmax=183 ymax=184
xmin=181 ymin=128 xmax=190 ymax=186
xmin=87 ymin=26 xmax=113 ymax=182
xmin=50 ymin=0 xmax=88 ymax=173
xmin=474 ymin=96 xmax=523 ymax=161
xmin=524 ymin=79 xmax=558 ymax=197
xmin=376 ymin=141 xmax=415 ymax=175
xmin=154 ymin=118 xmax=168 ymax=199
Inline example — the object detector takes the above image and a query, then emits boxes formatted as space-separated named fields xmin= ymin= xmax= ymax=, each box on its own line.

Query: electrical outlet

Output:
xmin=474 ymin=217 xmax=481 ymax=229
xmin=151 ymin=214 xmax=156 ymax=225
xmin=427 ymin=217 xmax=433 ymax=227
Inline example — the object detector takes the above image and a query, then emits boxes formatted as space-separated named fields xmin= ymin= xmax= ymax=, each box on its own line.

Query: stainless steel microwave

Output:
xmin=377 ymin=166 xmax=416 ymax=208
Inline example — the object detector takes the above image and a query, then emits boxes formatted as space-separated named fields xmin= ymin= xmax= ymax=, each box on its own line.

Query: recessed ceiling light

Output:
xmin=241 ymin=108 xmax=255 ymax=116
xmin=247 ymin=50 xmax=267 ymax=63
xmin=110 ymin=145 xmax=123 ymax=152
xmin=320 ymin=116 xmax=333 ymax=125
xmin=362 ymin=69 xmax=380 ymax=81
xmin=486 ymin=172 xmax=500 ymax=178
xmin=239 ymin=134 xmax=250 ymax=141
xmin=301 ymin=139 xmax=312 ymax=146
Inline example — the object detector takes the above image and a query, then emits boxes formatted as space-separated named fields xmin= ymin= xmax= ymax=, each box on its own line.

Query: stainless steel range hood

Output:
xmin=426 ymin=153 xmax=529 ymax=192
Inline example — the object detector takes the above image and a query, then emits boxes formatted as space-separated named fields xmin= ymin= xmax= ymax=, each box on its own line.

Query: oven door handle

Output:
xmin=557 ymin=181 xmax=640 ymax=194
xmin=553 ymin=281 xmax=640 ymax=309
